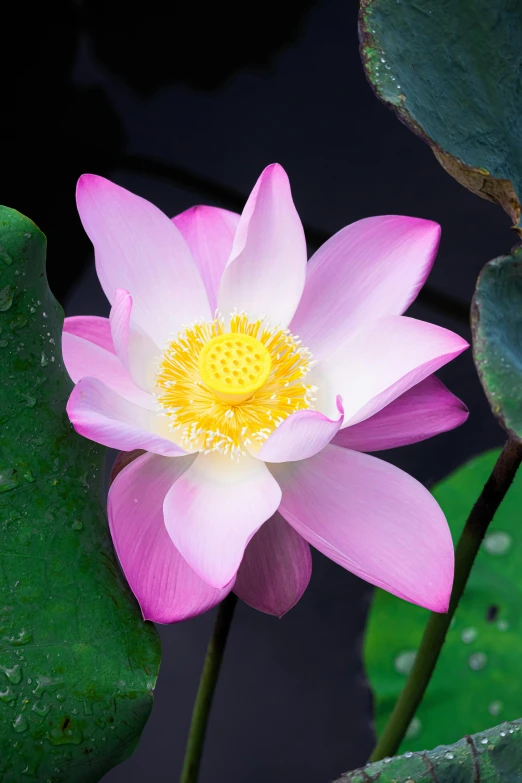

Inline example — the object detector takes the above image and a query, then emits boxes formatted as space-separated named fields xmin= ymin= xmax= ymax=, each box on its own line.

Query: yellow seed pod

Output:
xmin=199 ymin=333 xmax=272 ymax=404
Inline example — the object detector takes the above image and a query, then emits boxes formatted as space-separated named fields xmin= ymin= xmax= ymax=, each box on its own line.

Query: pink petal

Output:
xmin=109 ymin=288 xmax=161 ymax=393
xmin=233 ymin=511 xmax=311 ymax=617
xmin=108 ymin=452 xmax=232 ymax=623
xmin=76 ymin=174 xmax=211 ymax=347
xmin=289 ymin=215 xmax=440 ymax=361
xmin=172 ymin=205 xmax=240 ymax=313
xmin=256 ymin=397 xmax=344 ymax=463
xmin=273 ymin=445 xmax=453 ymax=611
xmin=218 ymin=164 xmax=307 ymax=326
xmin=62 ymin=331 xmax=155 ymax=409
xmin=63 ymin=315 xmax=115 ymax=354
xmin=109 ymin=288 xmax=133 ymax=370
xmin=315 ymin=315 xmax=468 ymax=425
xmin=333 ymin=376 xmax=468 ymax=452
xmin=164 ymin=453 xmax=282 ymax=589
xmin=110 ymin=449 xmax=145 ymax=485
xmin=67 ymin=376 xmax=187 ymax=456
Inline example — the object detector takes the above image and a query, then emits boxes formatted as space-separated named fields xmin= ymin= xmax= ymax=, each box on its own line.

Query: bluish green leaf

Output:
xmin=335 ymin=719 xmax=522 ymax=783
xmin=359 ymin=0 xmax=522 ymax=229
xmin=472 ymin=247 xmax=522 ymax=440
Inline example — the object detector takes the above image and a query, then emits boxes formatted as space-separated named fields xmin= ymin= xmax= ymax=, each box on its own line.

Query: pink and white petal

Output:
xmin=62 ymin=331 xmax=155 ymax=409
xmin=172 ymin=206 xmax=240 ymax=313
xmin=109 ymin=452 xmax=233 ymax=623
xmin=67 ymin=376 xmax=187 ymax=456
xmin=234 ymin=511 xmax=311 ymax=617
xmin=333 ymin=376 xmax=468 ymax=452
xmin=289 ymin=216 xmax=440 ymax=361
xmin=109 ymin=288 xmax=161 ymax=393
xmin=76 ymin=174 xmax=211 ymax=347
xmin=315 ymin=315 xmax=468 ymax=424
xmin=109 ymin=288 xmax=133 ymax=370
xmin=218 ymin=164 xmax=307 ymax=326
xmin=164 ymin=452 xmax=282 ymax=589
xmin=63 ymin=315 xmax=115 ymax=354
xmin=273 ymin=445 xmax=453 ymax=612
xmin=256 ymin=397 xmax=344 ymax=463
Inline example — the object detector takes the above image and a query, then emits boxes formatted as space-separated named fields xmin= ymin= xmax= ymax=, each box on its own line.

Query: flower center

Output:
xmin=198 ymin=333 xmax=272 ymax=404
xmin=155 ymin=313 xmax=316 ymax=459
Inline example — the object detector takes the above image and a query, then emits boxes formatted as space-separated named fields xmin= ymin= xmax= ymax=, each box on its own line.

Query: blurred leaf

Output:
xmin=359 ymin=0 xmax=522 ymax=230
xmin=0 ymin=207 xmax=161 ymax=781
xmin=334 ymin=718 xmax=522 ymax=783
xmin=472 ymin=247 xmax=522 ymax=440
xmin=365 ymin=449 xmax=522 ymax=753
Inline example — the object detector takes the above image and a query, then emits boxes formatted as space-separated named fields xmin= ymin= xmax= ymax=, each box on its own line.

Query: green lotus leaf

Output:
xmin=365 ymin=449 xmax=522 ymax=753
xmin=359 ymin=0 xmax=522 ymax=229
xmin=0 ymin=206 xmax=161 ymax=781
xmin=472 ymin=247 xmax=522 ymax=440
xmin=335 ymin=718 xmax=522 ymax=783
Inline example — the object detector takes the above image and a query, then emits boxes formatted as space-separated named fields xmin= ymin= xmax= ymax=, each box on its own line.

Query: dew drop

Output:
xmin=48 ymin=726 xmax=83 ymax=745
xmin=3 ymin=629 xmax=32 ymax=646
xmin=0 ymin=469 xmax=19 ymax=493
xmin=32 ymin=700 xmax=50 ymax=717
xmin=497 ymin=619 xmax=510 ymax=631
xmin=0 ymin=285 xmax=15 ymax=312
xmin=480 ymin=738 xmax=488 ymax=745
xmin=13 ymin=714 xmax=28 ymax=733
xmin=461 ymin=627 xmax=477 ymax=644
xmin=468 ymin=652 xmax=488 ymax=671
xmin=394 ymin=649 xmax=416 ymax=675
xmin=0 ymin=664 xmax=22 ymax=684
xmin=445 ymin=752 xmax=454 ymax=760
xmin=484 ymin=531 xmax=512 ymax=556
xmin=0 ymin=686 xmax=14 ymax=703
xmin=405 ymin=716 xmax=421 ymax=739
xmin=404 ymin=752 xmax=413 ymax=759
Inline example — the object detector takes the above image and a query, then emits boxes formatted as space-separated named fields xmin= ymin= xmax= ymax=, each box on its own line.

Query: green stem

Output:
xmin=180 ymin=593 xmax=238 ymax=783
xmin=370 ymin=438 xmax=522 ymax=762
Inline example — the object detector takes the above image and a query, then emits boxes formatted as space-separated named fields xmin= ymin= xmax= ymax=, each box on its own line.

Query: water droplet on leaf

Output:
xmin=0 ymin=285 xmax=15 ymax=312
xmin=0 ymin=664 xmax=22 ymax=683
xmin=461 ymin=627 xmax=478 ymax=644
xmin=394 ymin=650 xmax=416 ymax=675
xmin=13 ymin=714 xmax=28 ymax=733
xmin=468 ymin=652 xmax=488 ymax=671
xmin=405 ymin=716 xmax=421 ymax=739
xmin=483 ymin=531 xmax=512 ymax=555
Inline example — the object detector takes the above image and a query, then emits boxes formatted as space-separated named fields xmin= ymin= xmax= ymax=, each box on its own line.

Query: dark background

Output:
xmin=4 ymin=0 xmax=511 ymax=780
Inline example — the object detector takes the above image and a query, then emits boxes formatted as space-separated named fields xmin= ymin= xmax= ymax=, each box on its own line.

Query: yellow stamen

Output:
xmin=155 ymin=313 xmax=315 ymax=459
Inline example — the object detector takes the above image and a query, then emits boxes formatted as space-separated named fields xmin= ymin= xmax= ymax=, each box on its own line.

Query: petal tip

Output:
xmin=76 ymin=173 xmax=99 ymax=195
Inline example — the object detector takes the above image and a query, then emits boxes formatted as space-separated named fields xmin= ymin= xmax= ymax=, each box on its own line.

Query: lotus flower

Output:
xmin=63 ymin=164 xmax=468 ymax=622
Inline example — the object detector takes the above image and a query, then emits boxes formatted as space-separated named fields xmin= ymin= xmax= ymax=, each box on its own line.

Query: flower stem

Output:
xmin=370 ymin=438 xmax=522 ymax=762
xmin=180 ymin=593 xmax=238 ymax=783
